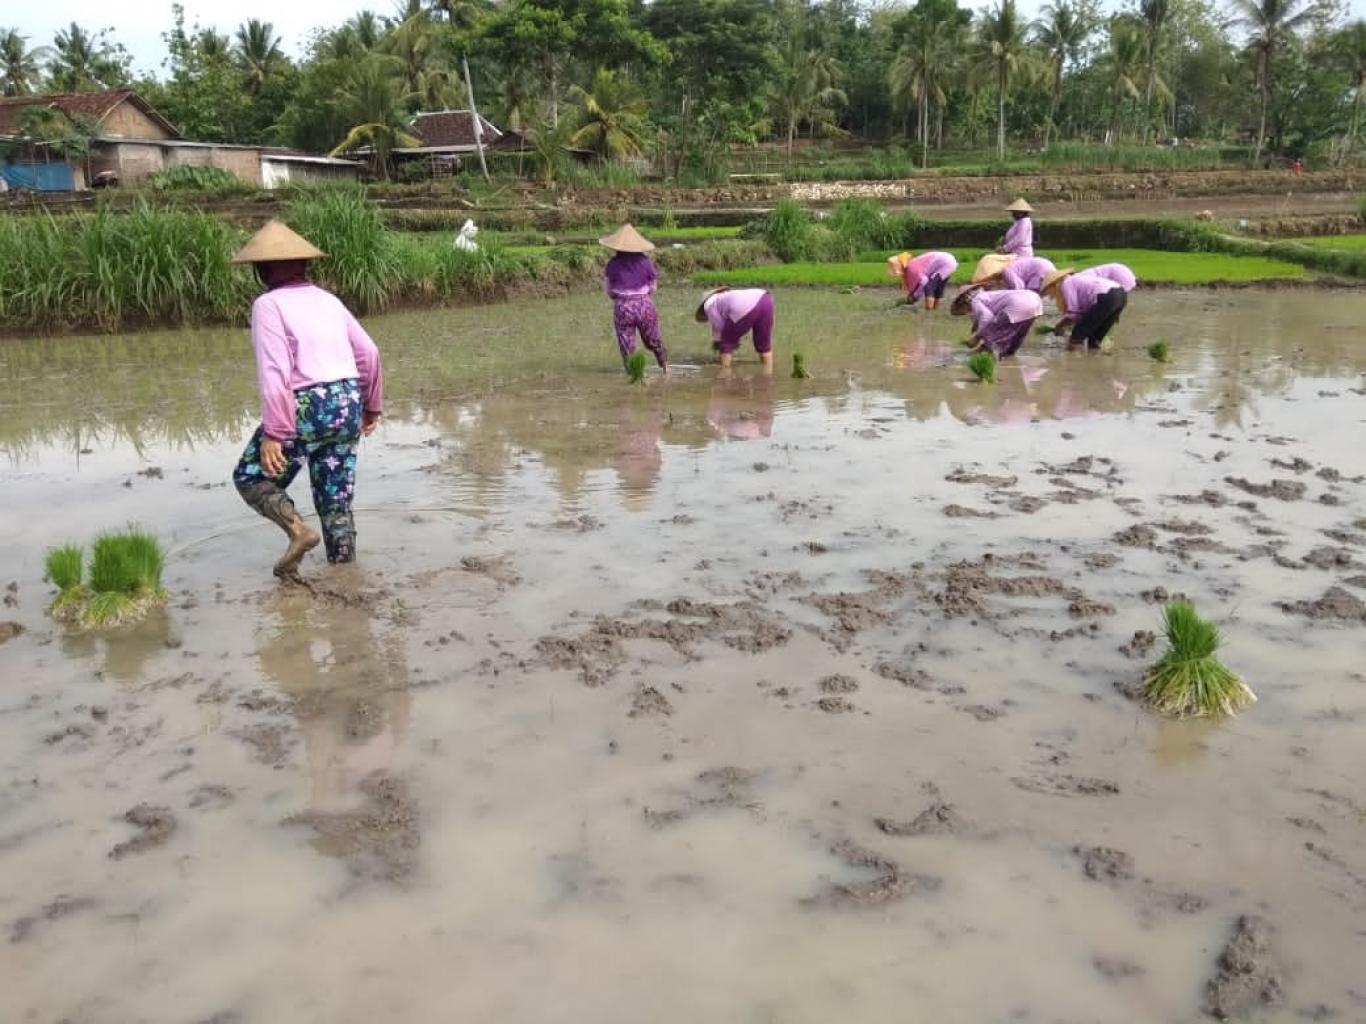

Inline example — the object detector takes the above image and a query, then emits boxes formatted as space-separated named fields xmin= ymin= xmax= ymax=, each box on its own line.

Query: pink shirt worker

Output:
xmin=697 ymin=288 xmax=775 ymax=371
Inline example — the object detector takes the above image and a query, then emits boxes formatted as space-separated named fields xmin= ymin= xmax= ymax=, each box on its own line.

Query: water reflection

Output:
xmin=256 ymin=591 xmax=411 ymax=809
xmin=708 ymin=373 xmax=775 ymax=440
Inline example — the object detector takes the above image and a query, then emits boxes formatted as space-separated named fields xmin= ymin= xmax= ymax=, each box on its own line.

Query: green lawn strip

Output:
xmin=696 ymin=248 xmax=1307 ymax=288
xmin=1284 ymin=234 xmax=1366 ymax=251
xmin=487 ymin=225 xmax=743 ymax=248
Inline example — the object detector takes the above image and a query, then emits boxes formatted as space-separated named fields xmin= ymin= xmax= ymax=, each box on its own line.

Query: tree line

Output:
xmin=3 ymin=0 xmax=1364 ymax=180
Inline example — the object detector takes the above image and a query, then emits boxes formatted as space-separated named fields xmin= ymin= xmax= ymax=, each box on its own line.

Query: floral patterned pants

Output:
xmin=233 ymin=379 xmax=362 ymax=563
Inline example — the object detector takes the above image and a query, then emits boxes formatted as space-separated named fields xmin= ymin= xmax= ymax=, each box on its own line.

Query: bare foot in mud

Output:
xmin=274 ymin=519 xmax=320 ymax=579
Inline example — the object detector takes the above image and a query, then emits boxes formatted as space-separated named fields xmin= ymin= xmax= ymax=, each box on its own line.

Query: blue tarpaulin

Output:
xmin=0 ymin=162 xmax=76 ymax=191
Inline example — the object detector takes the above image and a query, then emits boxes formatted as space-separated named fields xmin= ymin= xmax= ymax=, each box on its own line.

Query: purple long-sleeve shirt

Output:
xmin=1057 ymin=273 xmax=1119 ymax=317
xmin=971 ymin=289 xmax=1043 ymax=346
xmin=1079 ymin=263 xmax=1137 ymax=292
xmin=1001 ymin=216 xmax=1034 ymax=257
xmin=904 ymin=251 xmax=958 ymax=298
xmin=1001 ymin=255 xmax=1056 ymax=291
xmin=603 ymin=253 xmax=658 ymax=300
xmin=250 ymin=283 xmax=383 ymax=441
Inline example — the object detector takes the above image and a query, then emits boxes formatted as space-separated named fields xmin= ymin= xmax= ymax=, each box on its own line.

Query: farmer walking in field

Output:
xmin=697 ymin=287 xmax=775 ymax=372
xmin=601 ymin=224 xmax=668 ymax=376
xmin=1040 ymin=267 xmax=1128 ymax=350
xmin=886 ymin=250 xmax=958 ymax=309
xmin=952 ymin=285 xmax=1045 ymax=358
xmin=230 ymin=221 xmax=384 ymax=579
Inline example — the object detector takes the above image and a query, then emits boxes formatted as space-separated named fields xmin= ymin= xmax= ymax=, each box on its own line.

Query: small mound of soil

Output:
xmin=1068 ymin=596 xmax=1115 ymax=619
xmin=1156 ymin=518 xmax=1213 ymax=536
xmin=285 ymin=773 xmax=419 ymax=882
xmin=1010 ymin=496 xmax=1048 ymax=514
xmin=1225 ymin=476 xmax=1306 ymax=501
xmin=942 ymin=504 xmax=998 ymax=519
xmin=803 ymin=840 xmax=940 ymax=909
xmin=629 ymin=685 xmax=674 ymax=718
xmin=109 ymin=804 xmax=177 ymax=860
xmin=1075 ymin=845 xmax=1135 ymax=881
xmin=872 ymin=660 xmax=932 ymax=690
xmin=818 ymin=674 xmax=859 ymax=694
xmin=535 ymin=631 xmax=627 ymax=687
xmin=460 ymin=555 xmax=522 ymax=586
xmin=235 ymin=723 xmax=294 ymax=767
xmin=1279 ymin=587 xmax=1366 ymax=623
xmin=946 ymin=469 xmax=1018 ymax=488
xmin=1085 ymin=553 xmax=1122 ymax=570
xmin=875 ymin=802 xmax=967 ymax=837
xmin=1172 ymin=490 xmax=1229 ymax=507
xmin=1302 ymin=547 xmax=1358 ymax=571
xmin=1114 ymin=525 xmax=1158 ymax=548
xmin=1013 ymin=773 xmax=1120 ymax=797
xmin=816 ymin=696 xmax=855 ymax=714
xmin=0 ymin=621 xmax=23 ymax=645
xmin=1205 ymin=915 xmax=1283 ymax=1020
xmin=961 ymin=704 xmax=1004 ymax=721
xmin=1120 ymin=630 xmax=1157 ymax=659
xmin=1270 ymin=457 xmax=1312 ymax=473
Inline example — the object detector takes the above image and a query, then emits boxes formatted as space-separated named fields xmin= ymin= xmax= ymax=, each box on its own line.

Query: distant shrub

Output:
xmin=147 ymin=165 xmax=252 ymax=195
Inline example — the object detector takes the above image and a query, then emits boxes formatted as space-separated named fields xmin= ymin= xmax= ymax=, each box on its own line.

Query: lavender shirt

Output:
xmin=971 ymin=289 xmax=1043 ymax=346
xmin=603 ymin=253 xmax=658 ymax=300
xmin=250 ymin=283 xmax=383 ymax=441
xmin=1001 ymin=256 xmax=1056 ymax=291
xmin=1002 ymin=216 xmax=1034 ymax=257
xmin=1057 ymin=273 xmax=1119 ymax=317
xmin=1079 ymin=263 xmax=1137 ymax=292
xmin=905 ymin=251 xmax=959 ymax=298
xmin=703 ymin=289 xmax=767 ymax=339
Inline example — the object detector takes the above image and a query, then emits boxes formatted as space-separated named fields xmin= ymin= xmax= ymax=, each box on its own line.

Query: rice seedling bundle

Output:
xmin=1142 ymin=601 xmax=1256 ymax=718
xmin=967 ymin=351 xmax=997 ymax=383
xmin=791 ymin=352 xmax=811 ymax=379
xmin=1148 ymin=339 xmax=1171 ymax=362
xmin=626 ymin=350 xmax=648 ymax=383
xmin=44 ymin=530 xmax=169 ymax=628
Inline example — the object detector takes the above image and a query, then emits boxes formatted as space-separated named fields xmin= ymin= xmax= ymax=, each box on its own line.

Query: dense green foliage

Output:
xmin=1143 ymin=601 xmax=1256 ymax=717
xmin=5 ymin=0 xmax=1365 ymax=179
xmin=147 ymin=165 xmax=253 ymax=196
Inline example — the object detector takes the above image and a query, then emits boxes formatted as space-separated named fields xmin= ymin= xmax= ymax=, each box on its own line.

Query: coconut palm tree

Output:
xmin=970 ymin=0 xmax=1039 ymax=160
xmin=382 ymin=9 xmax=459 ymax=110
xmin=235 ymin=20 xmax=286 ymax=96
xmin=889 ymin=16 xmax=955 ymax=167
xmin=329 ymin=55 xmax=420 ymax=178
xmin=570 ymin=67 xmax=648 ymax=159
xmin=430 ymin=0 xmax=488 ymax=33
xmin=49 ymin=22 xmax=125 ymax=92
xmin=1103 ymin=17 xmax=1144 ymax=143
xmin=1034 ymin=2 xmax=1089 ymax=148
xmin=1 ymin=28 xmax=50 ymax=97
xmin=1139 ymin=0 xmax=1169 ymax=144
xmin=1230 ymin=0 xmax=1316 ymax=164
xmin=1333 ymin=20 xmax=1366 ymax=158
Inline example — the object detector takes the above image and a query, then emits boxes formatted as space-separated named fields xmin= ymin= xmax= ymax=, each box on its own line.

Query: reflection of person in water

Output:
xmin=708 ymin=372 xmax=775 ymax=440
xmin=612 ymin=399 xmax=665 ymax=506
xmin=257 ymin=597 xmax=411 ymax=809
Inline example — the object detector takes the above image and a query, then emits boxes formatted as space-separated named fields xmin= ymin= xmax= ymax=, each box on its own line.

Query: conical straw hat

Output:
xmin=1040 ymin=268 xmax=1074 ymax=297
xmin=599 ymin=223 xmax=655 ymax=253
xmin=1005 ymin=197 xmax=1034 ymax=213
xmin=971 ymin=253 xmax=1015 ymax=284
xmin=950 ymin=285 xmax=982 ymax=315
xmin=231 ymin=221 xmax=326 ymax=264
xmin=695 ymin=286 xmax=730 ymax=322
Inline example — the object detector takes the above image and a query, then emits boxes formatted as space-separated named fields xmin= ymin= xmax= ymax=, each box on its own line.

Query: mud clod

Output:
xmin=1120 ymin=630 xmax=1157 ymax=659
xmin=1225 ymin=476 xmax=1307 ymax=501
xmin=285 ymin=773 xmax=419 ymax=882
xmin=803 ymin=840 xmax=940 ymax=909
xmin=818 ymin=674 xmax=859 ymax=694
xmin=1093 ymin=957 xmax=1147 ymax=981
xmin=1279 ymin=587 xmax=1366 ymax=623
xmin=1205 ymin=915 xmax=1283 ymax=1020
xmin=1074 ymin=845 xmax=1134 ymax=882
xmin=629 ymin=685 xmax=674 ymax=718
xmin=872 ymin=660 xmax=932 ymax=690
xmin=109 ymin=804 xmax=177 ymax=860
xmin=875 ymin=802 xmax=967 ymax=836
xmin=816 ymin=696 xmax=855 ymax=714
xmin=1302 ymin=547 xmax=1358 ymax=571
xmin=947 ymin=469 xmax=1018 ymax=488
xmin=0 ymin=621 xmax=23 ymax=645
xmin=942 ymin=504 xmax=998 ymax=519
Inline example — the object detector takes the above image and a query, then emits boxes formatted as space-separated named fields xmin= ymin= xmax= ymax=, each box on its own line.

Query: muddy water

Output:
xmin=2 ymin=289 xmax=1365 ymax=1023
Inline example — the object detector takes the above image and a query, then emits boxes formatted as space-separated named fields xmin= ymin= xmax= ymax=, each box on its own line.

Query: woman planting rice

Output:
xmin=1078 ymin=262 xmax=1138 ymax=293
xmin=1040 ymin=268 xmax=1128 ymax=350
xmin=1000 ymin=255 xmax=1058 ymax=292
xmin=230 ymin=222 xmax=384 ymax=578
xmin=886 ymin=251 xmax=959 ymax=309
xmin=601 ymin=224 xmax=668 ymax=377
xmin=697 ymin=287 xmax=775 ymax=372
xmin=952 ymin=285 xmax=1045 ymax=358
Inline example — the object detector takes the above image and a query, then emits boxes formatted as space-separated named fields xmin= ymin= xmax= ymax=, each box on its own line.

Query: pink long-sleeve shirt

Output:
xmin=250 ymin=283 xmax=384 ymax=441
xmin=1001 ymin=216 xmax=1034 ymax=257
xmin=1057 ymin=273 xmax=1119 ymax=317
xmin=903 ymin=251 xmax=958 ymax=298
xmin=1001 ymin=255 xmax=1056 ymax=291
xmin=703 ymin=288 xmax=766 ymax=339
xmin=1079 ymin=263 xmax=1137 ymax=292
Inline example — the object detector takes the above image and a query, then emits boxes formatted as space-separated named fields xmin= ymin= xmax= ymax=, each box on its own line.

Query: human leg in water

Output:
xmin=234 ymin=429 xmax=320 ymax=577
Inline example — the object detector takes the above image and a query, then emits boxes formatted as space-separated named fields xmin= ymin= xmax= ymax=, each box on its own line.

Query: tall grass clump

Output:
xmin=967 ymin=351 xmax=997 ymax=383
xmin=829 ymin=199 xmax=898 ymax=258
xmin=792 ymin=352 xmax=811 ymax=378
xmin=625 ymin=350 xmax=648 ymax=383
xmin=46 ymin=529 xmax=168 ymax=628
xmin=1148 ymin=339 xmax=1171 ymax=362
xmin=1142 ymin=601 xmax=1256 ymax=718
xmin=763 ymin=199 xmax=817 ymax=262
xmin=287 ymin=188 xmax=402 ymax=313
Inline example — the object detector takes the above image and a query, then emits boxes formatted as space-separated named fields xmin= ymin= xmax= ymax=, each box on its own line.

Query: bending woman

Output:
xmin=1041 ymin=268 xmax=1127 ymax=350
xmin=887 ymin=251 xmax=958 ymax=310
xmin=697 ymin=287 xmax=775 ymax=371
xmin=230 ymin=221 xmax=384 ymax=578
xmin=952 ymin=285 xmax=1044 ymax=358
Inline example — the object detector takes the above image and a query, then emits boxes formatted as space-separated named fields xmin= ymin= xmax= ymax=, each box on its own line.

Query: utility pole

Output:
xmin=462 ymin=53 xmax=490 ymax=182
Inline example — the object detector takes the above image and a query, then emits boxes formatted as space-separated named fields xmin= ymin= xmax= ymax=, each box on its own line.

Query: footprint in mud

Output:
xmin=283 ymin=773 xmax=419 ymax=883
xmin=460 ymin=554 xmax=522 ymax=587
xmin=1205 ymin=915 xmax=1283 ymax=1020
xmin=1074 ymin=845 xmax=1135 ymax=882
xmin=188 ymin=784 xmax=235 ymax=811
xmin=802 ymin=839 xmax=941 ymax=909
xmin=875 ymin=802 xmax=968 ymax=837
xmin=1012 ymin=773 xmax=1120 ymax=798
xmin=9 ymin=894 xmax=97 ymax=943
xmin=109 ymin=804 xmax=177 ymax=860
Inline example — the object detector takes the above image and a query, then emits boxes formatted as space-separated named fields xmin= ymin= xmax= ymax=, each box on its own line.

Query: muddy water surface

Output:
xmin=2 ymin=290 xmax=1365 ymax=1023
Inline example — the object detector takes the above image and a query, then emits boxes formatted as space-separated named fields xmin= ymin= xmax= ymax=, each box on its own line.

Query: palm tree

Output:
xmin=1103 ymin=17 xmax=1144 ymax=144
xmin=1034 ymin=2 xmax=1089 ymax=148
xmin=1139 ymin=0 xmax=1169 ymax=144
xmin=1333 ymin=20 xmax=1366 ymax=158
xmin=50 ymin=22 xmax=123 ymax=92
xmin=235 ymin=20 xmax=286 ymax=95
xmin=569 ymin=67 xmax=648 ymax=160
xmin=329 ymin=55 xmax=420 ymax=178
xmin=970 ymin=0 xmax=1038 ymax=160
xmin=889 ymin=17 xmax=954 ymax=168
xmin=430 ymin=0 xmax=488 ymax=33
xmin=774 ymin=45 xmax=846 ymax=157
xmin=382 ymin=9 xmax=458 ymax=110
xmin=1231 ymin=0 xmax=1316 ymax=164
xmin=1 ymin=28 xmax=50 ymax=97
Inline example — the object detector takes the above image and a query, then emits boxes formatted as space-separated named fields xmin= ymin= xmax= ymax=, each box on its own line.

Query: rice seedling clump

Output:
xmin=626 ymin=350 xmax=648 ymax=383
xmin=791 ymin=352 xmax=811 ymax=379
xmin=1148 ymin=339 xmax=1171 ymax=362
xmin=44 ymin=529 xmax=168 ymax=629
xmin=1142 ymin=601 xmax=1256 ymax=717
xmin=967 ymin=351 xmax=997 ymax=383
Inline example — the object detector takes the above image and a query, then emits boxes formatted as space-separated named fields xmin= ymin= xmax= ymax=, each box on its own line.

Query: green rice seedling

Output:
xmin=1142 ymin=601 xmax=1256 ymax=718
xmin=45 ymin=544 xmax=84 ymax=593
xmin=792 ymin=352 xmax=811 ymax=379
xmin=1148 ymin=339 xmax=1171 ymax=362
xmin=120 ymin=529 xmax=166 ymax=593
xmin=967 ymin=351 xmax=997 ymax=383
xmin=78 ymin=529 xmax=168 ymax=628
xmin=626 ymin=350 xmax=648 ymax=383
xmin=82 ymin=589 xmax=138 ymax=628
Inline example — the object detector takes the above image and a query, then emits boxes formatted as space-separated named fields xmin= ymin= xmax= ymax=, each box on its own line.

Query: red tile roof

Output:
xmin=0 ymin=90 xmax=180 ymax=139
xmin=408 ymin=110 xmax=502 ymax=149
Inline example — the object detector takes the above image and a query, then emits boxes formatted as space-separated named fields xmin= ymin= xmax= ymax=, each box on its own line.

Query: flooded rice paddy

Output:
xmin=2 ymin=288 xmax=1365 ymax=1023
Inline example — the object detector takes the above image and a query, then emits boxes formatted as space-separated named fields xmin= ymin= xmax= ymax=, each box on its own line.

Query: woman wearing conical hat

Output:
xmin=999 ymin=197 xmax=1035 ymax=257
xmin=885 ymin=250 xmax=958 ymax=309
xmin=229 ymin=221 xmax=384 ymax=578
xmin=1039 ymin=267 xmax=1127 ymax=349
xmin=600 ymin=224 xmax=667 ymax=376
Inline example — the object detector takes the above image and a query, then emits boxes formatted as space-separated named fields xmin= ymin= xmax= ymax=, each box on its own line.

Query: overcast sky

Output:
xmin=11 ymin=0 xmax=1366 ymax=77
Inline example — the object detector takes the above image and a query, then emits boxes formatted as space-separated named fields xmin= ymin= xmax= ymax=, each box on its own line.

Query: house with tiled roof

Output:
xmin=1 ymin=90 xmax=359 ymax=192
